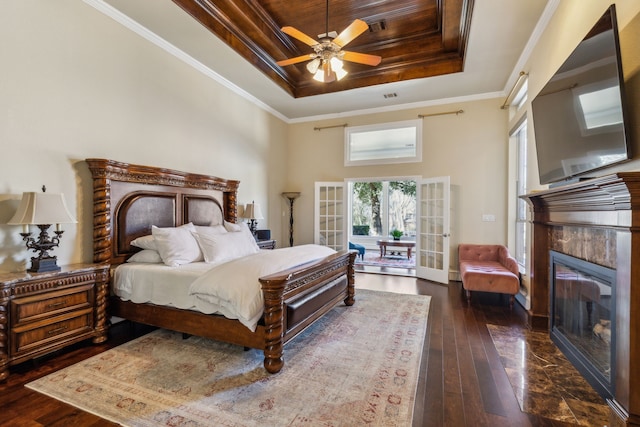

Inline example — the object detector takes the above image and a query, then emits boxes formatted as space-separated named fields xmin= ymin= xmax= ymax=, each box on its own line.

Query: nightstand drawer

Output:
xmin=11 ymin=309 xmax=94 ymax=356
xmin=11 ymin=284 xmax=94 ymax=325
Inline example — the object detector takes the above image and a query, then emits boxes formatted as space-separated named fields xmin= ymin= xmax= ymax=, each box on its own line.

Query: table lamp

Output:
xmin=8 ymin=187 xmax=77 ymax=273
xmin=243 ymin=201 xmax=264 ymax=238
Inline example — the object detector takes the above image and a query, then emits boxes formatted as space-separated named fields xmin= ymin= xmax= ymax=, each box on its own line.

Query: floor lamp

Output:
xmin=282 ymin=192 xmax=300 ymax=247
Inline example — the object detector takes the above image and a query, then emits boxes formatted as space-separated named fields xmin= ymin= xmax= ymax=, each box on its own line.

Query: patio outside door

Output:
xmin=416 ymin=176 xmax=450 ymax=284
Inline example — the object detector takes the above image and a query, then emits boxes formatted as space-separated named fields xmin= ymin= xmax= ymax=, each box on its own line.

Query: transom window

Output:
xmin=345 ymin=120 xmax=422 ymax=166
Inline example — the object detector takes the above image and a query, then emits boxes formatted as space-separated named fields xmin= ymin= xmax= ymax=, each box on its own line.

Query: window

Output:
xmin=513 ymin=78 xmax=528 ymax=110
xmin=512 ymin=121 xmax=528 ymax=267
xmin=350 ymin=180 xmax=416 ymax=240
xmin=345 ymin=120 xmax=422 ymax=166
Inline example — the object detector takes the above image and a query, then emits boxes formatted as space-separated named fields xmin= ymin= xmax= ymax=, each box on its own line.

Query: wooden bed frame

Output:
xmin=86 ymin=158 xmax=356 ymax=373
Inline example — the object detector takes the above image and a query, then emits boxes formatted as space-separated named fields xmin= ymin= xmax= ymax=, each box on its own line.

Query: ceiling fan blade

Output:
xmin=281 ymin=26 xmax=319 ymax=47
xmin=342 ymin=51 xmax=382 ymax=66
xmin=332 ymin=19 xmax=369 ymax=48
xmin=276 ymin=54 xmax=316 ymax=67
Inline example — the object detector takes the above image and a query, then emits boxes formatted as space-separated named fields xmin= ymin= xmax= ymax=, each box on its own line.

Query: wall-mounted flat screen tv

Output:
xmin=531 ymin=5 xmax=631 ymax=185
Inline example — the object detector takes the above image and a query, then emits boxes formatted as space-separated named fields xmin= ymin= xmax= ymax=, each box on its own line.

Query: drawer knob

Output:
xmin=55 ymin=281 xmax=64 ymax=287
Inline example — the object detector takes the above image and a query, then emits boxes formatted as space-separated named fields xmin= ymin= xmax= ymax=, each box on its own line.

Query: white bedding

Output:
xmin=113 ymin=261 xmax=220 ymax=311
xmin=113 ymin=244 xmax=337 ymax=331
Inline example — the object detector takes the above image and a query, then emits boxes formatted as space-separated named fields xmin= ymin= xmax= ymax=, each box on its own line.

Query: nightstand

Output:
xmin=257 ymin=239 xmax=276 ymax=250
xmin=0 ymin=263 xmax=109 ymax=381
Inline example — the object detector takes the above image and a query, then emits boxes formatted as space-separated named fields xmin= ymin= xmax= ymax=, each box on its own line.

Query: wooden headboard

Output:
xmin=86 ymin=159 xmax=239 ymax=266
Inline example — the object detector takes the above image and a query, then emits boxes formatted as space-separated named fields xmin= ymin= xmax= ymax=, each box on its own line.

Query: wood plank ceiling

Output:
xmin=171 ymin=0 xmax=474 ymax=98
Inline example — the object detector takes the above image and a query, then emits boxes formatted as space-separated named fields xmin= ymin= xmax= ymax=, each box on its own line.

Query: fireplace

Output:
xmin=550 ymin=251 xmax=615 ymax=399
xmin=523 ymin=173 xmax=640 ymax=426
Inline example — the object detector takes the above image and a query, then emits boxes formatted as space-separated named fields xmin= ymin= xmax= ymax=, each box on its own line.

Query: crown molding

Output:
xmin=83 ymin=0 xmax=289 ymax=122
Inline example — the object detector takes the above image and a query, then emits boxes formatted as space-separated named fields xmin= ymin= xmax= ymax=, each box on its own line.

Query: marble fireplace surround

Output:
xmin=524 ymin=173 xmax=640 ymax=427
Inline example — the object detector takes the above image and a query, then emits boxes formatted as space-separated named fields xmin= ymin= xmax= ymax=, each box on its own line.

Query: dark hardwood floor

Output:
xmin=0 ymin=273 xmax=607 ymax=426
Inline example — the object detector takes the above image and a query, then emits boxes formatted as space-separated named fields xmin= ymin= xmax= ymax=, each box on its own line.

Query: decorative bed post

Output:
xmin=260 ymin=276 xmax=287 ymax=374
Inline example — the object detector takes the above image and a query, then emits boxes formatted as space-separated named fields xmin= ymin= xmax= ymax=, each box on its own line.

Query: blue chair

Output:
xmin=349 ymin=241 xmax=365 ymax=260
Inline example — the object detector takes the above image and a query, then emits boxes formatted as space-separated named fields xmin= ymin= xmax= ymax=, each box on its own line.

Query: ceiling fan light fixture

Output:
xmin=335 ymin=67 xmax=348 ymax=81
xmin=313 ymin=68 xmax=326 ymax=82
xmin=330 ymin=56 xmax=343 ymax=71
xmin=306 ymin=58 xmax=321 ymax=74
xmin=278 ymin=1 xmax=381 ymax=83
xmin=312 ymin=60 xmax=337 ymax=83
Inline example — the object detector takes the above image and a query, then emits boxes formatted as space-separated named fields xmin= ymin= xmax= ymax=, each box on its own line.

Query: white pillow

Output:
xmin=131 ymin=224 xmax=223 ymax=250
xmin=126 ymin=249 xmax=162 ymax=263
xmin=152 ymin=223 xmax=203 ymax=267
xmin=194 ymin=224 xmax=227 ymax=235
xmin=223 ymin=220 xmax=244 ymax=232
xmin=130 ymin=235 xmax=157 ymax=251
xmin=194 ymin=226 xmax=260 ymax=264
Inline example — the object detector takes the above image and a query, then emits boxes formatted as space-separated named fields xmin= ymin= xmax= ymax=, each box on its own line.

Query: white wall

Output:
xmin=507 ymin=0 xmax=640 ymax=301
xmin=0 ymin=1 xmax=288 ymax=273
xmin=516 ymin=0 xmax=640 ymax=192
xmin=286 ymin=98 xmax=510 ymax=272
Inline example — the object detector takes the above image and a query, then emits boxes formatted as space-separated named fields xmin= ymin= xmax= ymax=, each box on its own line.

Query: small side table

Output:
xmin=0 ymin=263 xmax=109 ymax=381
xmin=257 ymin=239 xmax=276 ymax=250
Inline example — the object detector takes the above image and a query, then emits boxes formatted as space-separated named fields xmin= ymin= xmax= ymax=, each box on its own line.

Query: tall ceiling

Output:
xmin=97 ymin=0 xmax=551 ymax=121
xmin=171 ymin=0 xmax=473 ymax=98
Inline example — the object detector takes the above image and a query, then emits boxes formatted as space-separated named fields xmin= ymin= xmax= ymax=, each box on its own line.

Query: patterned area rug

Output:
xmin=27 ymin=290 xmax=430 ymax=427
xmin=487 ymin=324 xmax=609 ymax=426
xmin=355 ymin=251 xmax=416 ymax=269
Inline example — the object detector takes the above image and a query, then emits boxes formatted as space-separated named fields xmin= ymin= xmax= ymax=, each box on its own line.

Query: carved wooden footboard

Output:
xmin=86 ymin=158 xmax=356 ymax=373
xmin=261 ymin=250 xmax=356 ymax=373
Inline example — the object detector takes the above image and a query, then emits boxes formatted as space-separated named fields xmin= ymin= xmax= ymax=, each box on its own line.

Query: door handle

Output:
xmin=442 ymin=233 xmax=450 ymax=238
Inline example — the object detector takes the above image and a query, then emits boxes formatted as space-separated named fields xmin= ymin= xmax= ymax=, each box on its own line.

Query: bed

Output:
xmin=86 ymin=158 xmax=356 ymax=373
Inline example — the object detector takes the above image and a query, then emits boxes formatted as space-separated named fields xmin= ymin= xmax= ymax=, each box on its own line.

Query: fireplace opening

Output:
xmin=550 ymin=250 xmax=615 ymax=399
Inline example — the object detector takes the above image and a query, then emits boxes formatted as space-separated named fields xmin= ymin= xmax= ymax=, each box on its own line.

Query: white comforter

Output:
xmin=188 ymin=244 xmax=336 ymax=331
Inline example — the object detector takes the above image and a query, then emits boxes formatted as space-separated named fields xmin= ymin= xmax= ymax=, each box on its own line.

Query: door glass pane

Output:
xmin=352 ymin=182 xmax=383 ymax=237
xmin=435 ymin=253 xmax=443 ymax=269
xmin=316 ymin=183 xmax=345 ymax=251
xmin=421 ymin=182 xmax=445 ymax=262
xmin=388 ymin=181 xmax=416 ymax=239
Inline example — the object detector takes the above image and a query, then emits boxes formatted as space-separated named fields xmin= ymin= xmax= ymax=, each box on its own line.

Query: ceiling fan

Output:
xmin=276 ymin=0 xmax=382 ymax=83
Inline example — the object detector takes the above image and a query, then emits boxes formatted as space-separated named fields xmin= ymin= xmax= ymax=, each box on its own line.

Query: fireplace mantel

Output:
xmin=523 ymin=172 xmax=640 ymax=427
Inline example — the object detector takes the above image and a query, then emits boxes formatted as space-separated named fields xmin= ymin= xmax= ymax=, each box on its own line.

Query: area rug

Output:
xmin=27 ymin=289 xmax=430 ymax=427
xmin=355 ymin=251 xmax=416 ymax=269
xmin=487 ymin=324 xmax=609 ymax=426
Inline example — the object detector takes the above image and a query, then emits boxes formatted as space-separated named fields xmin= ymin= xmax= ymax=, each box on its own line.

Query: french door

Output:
xmin=313 ymin=177 xmax=451 ymax=284
xmin=416 ymin=176 xmax=450 ymax=284
xmin=314 ymin=182 xmax=346 ymax=251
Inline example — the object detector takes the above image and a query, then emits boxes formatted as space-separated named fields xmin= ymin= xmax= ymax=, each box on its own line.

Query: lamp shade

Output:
xmin=282 ymin=192 xmax=301 ymax=200
xmin=243 ymin=202 xmax=264 ymax=220
xmin=306 ymin=58 xmax=321 ymax=74
xmin=8 ymin=192 xmax=77 ymax=225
